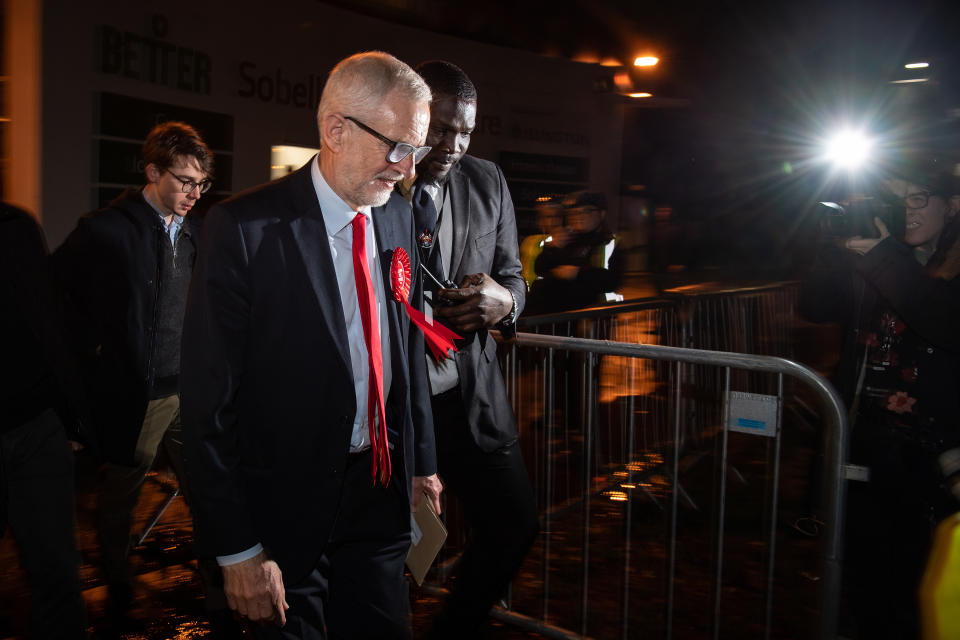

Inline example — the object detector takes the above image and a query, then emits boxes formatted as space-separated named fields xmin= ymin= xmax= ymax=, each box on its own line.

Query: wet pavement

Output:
xmin=0 ymin=407 xmax=829 ymax=640
xmin=0 ymin=452 xmax=543 ymax=639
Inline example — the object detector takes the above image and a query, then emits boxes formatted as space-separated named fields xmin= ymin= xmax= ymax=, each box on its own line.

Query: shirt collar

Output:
xmin=400 ymin=172 xmax=446 ymax=203
xmin=141 ymin=189 xmax=184 ymax=231
xmin=311 ymin=155 xmax=371 ymax=236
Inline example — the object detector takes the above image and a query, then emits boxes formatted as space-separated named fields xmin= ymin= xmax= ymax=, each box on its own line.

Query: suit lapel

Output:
xmin=287 ymin=163 xmax=352 ymax=376
xmin=372 ymin=198 xmax=410 ymax=407
xmin=448 ymin=164 xmax=471 ymax=282
xmin=373 ymin=200 xmax=405 ymax=352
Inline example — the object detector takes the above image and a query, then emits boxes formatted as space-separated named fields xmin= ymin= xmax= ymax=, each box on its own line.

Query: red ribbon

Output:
xmin=390 ymin=248 xmax=461 ymax=360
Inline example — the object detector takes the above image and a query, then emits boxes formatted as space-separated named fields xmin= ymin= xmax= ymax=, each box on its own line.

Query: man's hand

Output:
xmin=436 ymin=273 xmax=513 ymax=331
xmin=221 ymin=551 xmax=289 ymax=626
xmin=412 ymin=474 xmax=443 ymax=514
xmin=844 ymin=217 xmax=890 ymax=255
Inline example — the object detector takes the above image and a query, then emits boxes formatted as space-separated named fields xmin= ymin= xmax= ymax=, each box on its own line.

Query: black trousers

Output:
xmin=256 ymin=448 xmax=412 ymax=640
xmin=2 ymin=409 xmax=85 ymax=639
xmin=429 ymin=387 xmax=539 ymax=637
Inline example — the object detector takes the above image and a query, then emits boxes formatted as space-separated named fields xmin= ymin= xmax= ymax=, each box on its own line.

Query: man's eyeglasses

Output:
xmin=344 ymin=116 xmax=432 ymax=164
xmin=903 ymin=191 xmax=940 ymax=210
xmin=166 ymin=170 xmax=212 ymax=194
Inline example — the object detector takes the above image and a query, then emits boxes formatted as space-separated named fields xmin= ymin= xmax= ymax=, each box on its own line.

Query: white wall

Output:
xmin=40 ymin=0 xmax=624 ymax=245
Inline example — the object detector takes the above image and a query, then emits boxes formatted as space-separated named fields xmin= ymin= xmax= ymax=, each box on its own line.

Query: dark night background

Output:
xmin=329 ymin=0 xmax=960 ymax=277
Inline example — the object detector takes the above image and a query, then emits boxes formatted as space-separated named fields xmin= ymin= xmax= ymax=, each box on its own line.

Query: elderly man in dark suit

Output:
xmin=405 ymin=60 xmax=539 ymax=639
xmin=180 ymin=51 xmax=442 ymax=639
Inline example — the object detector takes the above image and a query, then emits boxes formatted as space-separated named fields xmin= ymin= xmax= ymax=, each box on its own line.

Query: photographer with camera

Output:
xmin=800 ymin=154 xmax=960 ymax=639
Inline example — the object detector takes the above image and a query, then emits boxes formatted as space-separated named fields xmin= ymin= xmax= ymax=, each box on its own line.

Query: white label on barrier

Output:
xmin=726 ymin=391 xmax=779 ymax=438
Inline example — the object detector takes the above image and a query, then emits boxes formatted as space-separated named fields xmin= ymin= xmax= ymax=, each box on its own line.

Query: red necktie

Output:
xmin=351 ymin=213 xmax=390 ymax=486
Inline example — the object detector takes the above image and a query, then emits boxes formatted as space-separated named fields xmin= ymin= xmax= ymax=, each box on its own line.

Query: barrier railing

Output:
xmin=425 ymin=300 xmax=846 ymax=639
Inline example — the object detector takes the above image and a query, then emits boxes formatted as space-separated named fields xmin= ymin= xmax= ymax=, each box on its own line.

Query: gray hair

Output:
xmin=317 ymin=51 xmax=431 ymax=126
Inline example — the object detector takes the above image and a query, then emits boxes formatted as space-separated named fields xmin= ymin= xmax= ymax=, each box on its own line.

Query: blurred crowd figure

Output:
xmin=525 ymin=190 xmax=624 ymax=315
xmin=800 ymin=152 xmax=960 ymax=640
xmin=519 ymin=196 xmax=564 ymax=289
xmin=1 ymin=203 xmax=87 ymax=639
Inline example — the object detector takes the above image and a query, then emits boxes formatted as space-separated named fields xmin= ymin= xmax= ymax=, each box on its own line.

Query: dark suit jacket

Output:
xmin=0 ymin=204 xmax=89 ymax=440
xmin=440 ymin=155 xmax=526 ymax=452
xmin=180 ymin=160 xmax=435 ymax=584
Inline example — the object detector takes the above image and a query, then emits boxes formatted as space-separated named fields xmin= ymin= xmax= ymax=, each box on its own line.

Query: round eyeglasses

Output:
xmin=345 ymin=116 xmax=432 ymax=164
xmin=165 ymin=169 xmax=212 ymax=194
xmin=904 ymin=191 xmax=940 ymax=210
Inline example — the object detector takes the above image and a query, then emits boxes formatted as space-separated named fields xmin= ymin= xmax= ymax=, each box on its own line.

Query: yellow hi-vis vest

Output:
xmin=921 ymin=512 xmax=960 ymax=639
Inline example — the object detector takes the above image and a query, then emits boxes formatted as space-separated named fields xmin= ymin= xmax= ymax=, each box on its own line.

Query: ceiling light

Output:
xmin=627 ymin=92 xmax=653 ymax=98
xmin=634 ymin=56 xmax=659 ymax=67
xmin=904 ymin=62 xmax=929 ymax=69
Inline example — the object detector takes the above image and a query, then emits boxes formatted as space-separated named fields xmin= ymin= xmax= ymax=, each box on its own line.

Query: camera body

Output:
xmin=818 ymin=194 xmax=904 ymax=240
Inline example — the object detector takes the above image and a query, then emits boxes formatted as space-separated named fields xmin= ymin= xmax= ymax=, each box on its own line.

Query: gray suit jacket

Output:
xmin=440 ymin=154 xmax=525 ymax=452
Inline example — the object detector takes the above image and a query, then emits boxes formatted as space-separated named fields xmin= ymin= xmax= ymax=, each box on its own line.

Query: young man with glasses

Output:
xmin=800 ymin=153 xmax=960 ymax=639
xmin=53 ymin=121 xmax=214 ymax=626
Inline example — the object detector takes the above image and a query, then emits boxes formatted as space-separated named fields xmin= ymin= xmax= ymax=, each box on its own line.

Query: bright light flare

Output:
xmin=634 ymin=56 xmax=659 ymax=67
xmin=905 ymin=62 xmax=929 ymax=69
xmin=627 ymin=92 xmax=653 ymax=98
xmin=823 ymin=130 xmax=873 ymax=170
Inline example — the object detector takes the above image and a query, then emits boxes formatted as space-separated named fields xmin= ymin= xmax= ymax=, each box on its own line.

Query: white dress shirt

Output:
xmin=422 ymin=182 xmax=460 ymax=395
xmin=310 ymin=156 xmax=393 ymax=451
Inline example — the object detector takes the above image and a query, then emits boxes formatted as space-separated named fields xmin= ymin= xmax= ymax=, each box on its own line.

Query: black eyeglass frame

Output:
xmin=344 ymin=115 xmax=432 ymax=164
xmin=903 ymin=191 xmax=949 ymax=210
xmin=165 ymin=169 xmax=212 ymax=194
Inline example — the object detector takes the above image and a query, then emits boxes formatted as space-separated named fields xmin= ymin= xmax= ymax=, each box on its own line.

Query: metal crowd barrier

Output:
xmin=424 ymin=282 xmax=847 ymax=640
xmin=516 ymin=284 xmax=800 ymax=457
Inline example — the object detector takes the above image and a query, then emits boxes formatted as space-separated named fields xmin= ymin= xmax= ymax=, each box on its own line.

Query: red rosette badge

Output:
xmin=390 ymin=247 xmax=461 ymax=361
xmin=390 ymin=247 xmax=411 ymax=303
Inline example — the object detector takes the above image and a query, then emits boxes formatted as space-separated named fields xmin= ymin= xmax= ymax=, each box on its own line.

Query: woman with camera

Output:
xmin=799 ymin=156 xmax=960 ymax=639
